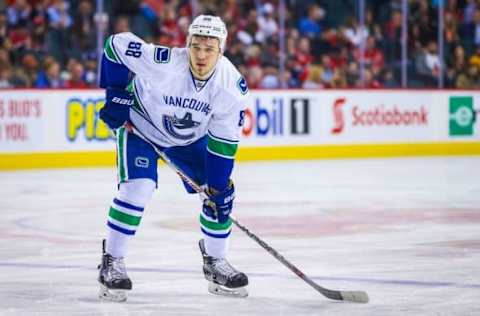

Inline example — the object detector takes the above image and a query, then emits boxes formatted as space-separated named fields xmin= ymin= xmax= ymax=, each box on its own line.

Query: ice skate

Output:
xmin=199 ymin=239 xmax=248 ymax=298
xmin=97 ymin=239 xmax=132 ymax=302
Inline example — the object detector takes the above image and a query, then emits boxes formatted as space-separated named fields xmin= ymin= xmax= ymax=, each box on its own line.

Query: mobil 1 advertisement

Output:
xmin=240 ymin=91 xmax=315 ymax=146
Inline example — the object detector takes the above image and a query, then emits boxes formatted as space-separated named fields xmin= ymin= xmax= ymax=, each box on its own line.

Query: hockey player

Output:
xmin=97 ymin=15 xmax=250 ymax=302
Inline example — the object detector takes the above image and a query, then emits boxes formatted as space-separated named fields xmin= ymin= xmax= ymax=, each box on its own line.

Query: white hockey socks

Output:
xmin=106 ymin=178 xmax=155 ymax=258
xmin=203 ymin=234 xmax=230 ymax=259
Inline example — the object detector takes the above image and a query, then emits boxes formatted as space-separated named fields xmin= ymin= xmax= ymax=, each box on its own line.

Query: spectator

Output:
xmin=459 ymin=6 xmax=478 ymax=54
xmin=463 ymin=0 xmax=477 ymax=25
xmin=244 ymin=44 xmax=262 ymax=67
xmin=113 ymin=15 xmax=130 ymax=33
xmin=456 ymin=64 xmax=480 ymax=88
xmin=0 ymin=47 xmax=10 ymax=70
xmin=47 ymin=0 xmax=72 ymax=29
xmin=259 ymin=65 xmax=280 ymax=89
xmin=236 ymin=9 xmax=258 ymax=46
xmin=362 ymin=68 xmax=382 ymax=88
xmin=381 ymin=69 xmax=399 ymax=88
xmin=255 ymin=3 xmax=278 ymax=44
xmin=46 ymin=0 xmax=72 ymax=65
xmin=21 ymin=52 xmax=40 ymax=86
xmin=246 ymin=65 xmax=263 ymax=89
xmin=297 ymin=4 xmax=324 ymax=39
xmin=8 ymin=23 xmax=31 ymax=52
xmin=415 ymin=40 xmax=441 ymax=87
xmin=6 ymin=0 xmax=31 ymax=28
xmin=224 ymin=40 xmax=246 ymax=67
xmin=30 ymin=14 xmax=48 ymax=56
xmin=0 ymin=11 xmax=8 ymax=46
xmin=346 ymin=61 xmax=360 ymax=86
xmin=35 ymin=58 xmax=64 ymax=88
xmin=469 ymin=45 xmax=480 ymax=69
xmin=302 ymin=65 xmax=323 ymax=89
xmin=342 ymin=15 xmax=369 ymax=48
xmin=158 ymin=5 xmax=184 ymax=47
xmin=384 ymin=10 xmax=403 ymax=63
xmin=294 ymin=37 xmax=313 ymax=70
xmin=0 ymin=65 xmax=13 ymax=88
xmin=83 ymin=53 xmax=98 ymax=87
xmin=319 ymin=55 xmax=335 ymax=87
xmin=354 ymin=36 xmax=385 ymax=69
xmin=64 ymin=61 xmax=87 ymax=88
xmin=72 ymin=0 xmax=96 ymax=54
xmin=260 ymin=38 xmax=278 ymax=68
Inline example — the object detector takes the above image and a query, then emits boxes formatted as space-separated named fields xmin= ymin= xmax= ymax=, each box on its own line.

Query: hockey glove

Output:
xmin=99 ymin=87 xmax=134 ymax=129
xmin=203 ymin=181 xmax=235 ymax=224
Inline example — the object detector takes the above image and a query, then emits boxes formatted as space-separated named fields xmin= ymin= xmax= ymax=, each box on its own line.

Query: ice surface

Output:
xmin=0 ymin=157 xmax=479 ymax=315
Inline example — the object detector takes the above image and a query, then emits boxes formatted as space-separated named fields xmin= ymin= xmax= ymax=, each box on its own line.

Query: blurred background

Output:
xmin=0 ymin=0 xmax=479 ymax=90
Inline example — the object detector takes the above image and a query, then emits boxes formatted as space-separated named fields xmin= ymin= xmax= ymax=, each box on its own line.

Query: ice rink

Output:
xmin=1 ymin=157 xmax=479 ymax=316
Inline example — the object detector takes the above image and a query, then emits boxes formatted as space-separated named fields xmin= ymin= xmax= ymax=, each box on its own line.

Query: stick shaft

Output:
xmin=129 ymin=125 xmax=368 ymax=303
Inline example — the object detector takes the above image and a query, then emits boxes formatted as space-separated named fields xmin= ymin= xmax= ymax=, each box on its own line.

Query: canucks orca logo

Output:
xmin=237 ymin=77 xmax=248 ymax=95
xmin=162 ymin=112 xmax=200 ymax=140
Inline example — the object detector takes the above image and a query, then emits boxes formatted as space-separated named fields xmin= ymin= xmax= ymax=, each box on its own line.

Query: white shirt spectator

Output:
xmin=256 ymin=3 xmax=278 ymax=43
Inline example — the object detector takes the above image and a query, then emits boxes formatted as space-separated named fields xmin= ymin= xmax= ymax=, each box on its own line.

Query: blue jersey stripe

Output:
xmin=113 ymin=198 xmax=144 ymax=212
xmin=107 ymin=221 xmax=136 ymax=235
xmin=201 ymin=227 xmax=231 ymax=239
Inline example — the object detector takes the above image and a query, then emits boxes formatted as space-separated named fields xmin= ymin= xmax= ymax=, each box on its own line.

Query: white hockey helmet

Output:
xmin=187 ymin=15 xmax=228 ymax=52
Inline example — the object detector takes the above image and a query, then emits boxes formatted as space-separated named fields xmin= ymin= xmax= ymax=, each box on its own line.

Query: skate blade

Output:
xmin=208 ymin=282 xmax=248 ymax=298
xmin=99 ymin=284 xmax=128 ymax=302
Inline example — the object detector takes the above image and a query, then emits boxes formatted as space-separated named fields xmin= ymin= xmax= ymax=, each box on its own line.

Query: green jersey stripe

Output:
xmin=207 ymin=135 xmax=238 ymax=158
xmin=117 ymin=127 xmax=127 ymax=182
xmin=104 ymin=36 xmax=121 ymax=64
xmin=200 ymin=214 xmax=233 ymax=231
xmin=109 ymin=207 xmax=142 ymax=226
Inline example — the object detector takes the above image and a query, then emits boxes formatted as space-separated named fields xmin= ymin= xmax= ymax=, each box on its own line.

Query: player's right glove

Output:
xmin=99 ymin=87 xmax=134 ymax=129
xmin=203 ymin=181 xmax=235 ymax=224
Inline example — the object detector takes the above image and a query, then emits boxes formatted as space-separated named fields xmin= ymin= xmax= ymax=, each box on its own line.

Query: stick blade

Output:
xmin=340 ymin=291 xmax=369 ymax=303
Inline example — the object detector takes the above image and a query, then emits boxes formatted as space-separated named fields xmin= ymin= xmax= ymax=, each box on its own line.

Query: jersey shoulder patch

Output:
xmin=215 ymin=57 xmax=250 ymax=100
xmin=154 ymin=45 xmax=171 ymax=64
xmin=236 ymin=76 xmax=248 ymax=95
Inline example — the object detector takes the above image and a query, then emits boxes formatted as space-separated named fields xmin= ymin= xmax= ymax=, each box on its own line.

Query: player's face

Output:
xmin=189 ymin=36 xmax=221 ymax=79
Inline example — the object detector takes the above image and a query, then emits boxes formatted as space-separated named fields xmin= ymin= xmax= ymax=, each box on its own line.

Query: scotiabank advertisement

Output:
xmin=0 ymin=89 xmax=479 ymax=153
xmin=320 ymin=91 xmax=436 ymax=143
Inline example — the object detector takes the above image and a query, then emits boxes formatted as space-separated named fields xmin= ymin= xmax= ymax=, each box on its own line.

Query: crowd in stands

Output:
xmin=0 ymin=0 xmax=479 ymax=89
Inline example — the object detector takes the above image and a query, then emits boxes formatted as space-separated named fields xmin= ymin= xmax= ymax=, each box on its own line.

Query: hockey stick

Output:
xmin=127 ymin=124 xmax=369 ymax=303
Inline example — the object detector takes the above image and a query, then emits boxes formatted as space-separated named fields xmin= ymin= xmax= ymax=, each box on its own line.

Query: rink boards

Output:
xmin=0 ymin=89 xmax=479 ymax=169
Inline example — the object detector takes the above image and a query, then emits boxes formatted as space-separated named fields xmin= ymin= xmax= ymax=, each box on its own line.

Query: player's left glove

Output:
xmin=100 ymin=87 xmax=134 ymax=129
xmin=203 ymin=181 xmax=235 ymax=224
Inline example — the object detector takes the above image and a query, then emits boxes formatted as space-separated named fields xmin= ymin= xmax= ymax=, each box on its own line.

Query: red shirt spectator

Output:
xmin=354 ymin=36 xmax=385 ymax=69
xmin=64 ymin=62 xmax=87 ymax=88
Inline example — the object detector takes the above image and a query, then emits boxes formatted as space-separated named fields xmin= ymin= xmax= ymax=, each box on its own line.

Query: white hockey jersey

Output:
xmin=104 ymin=32 xmax=250 ymax=159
